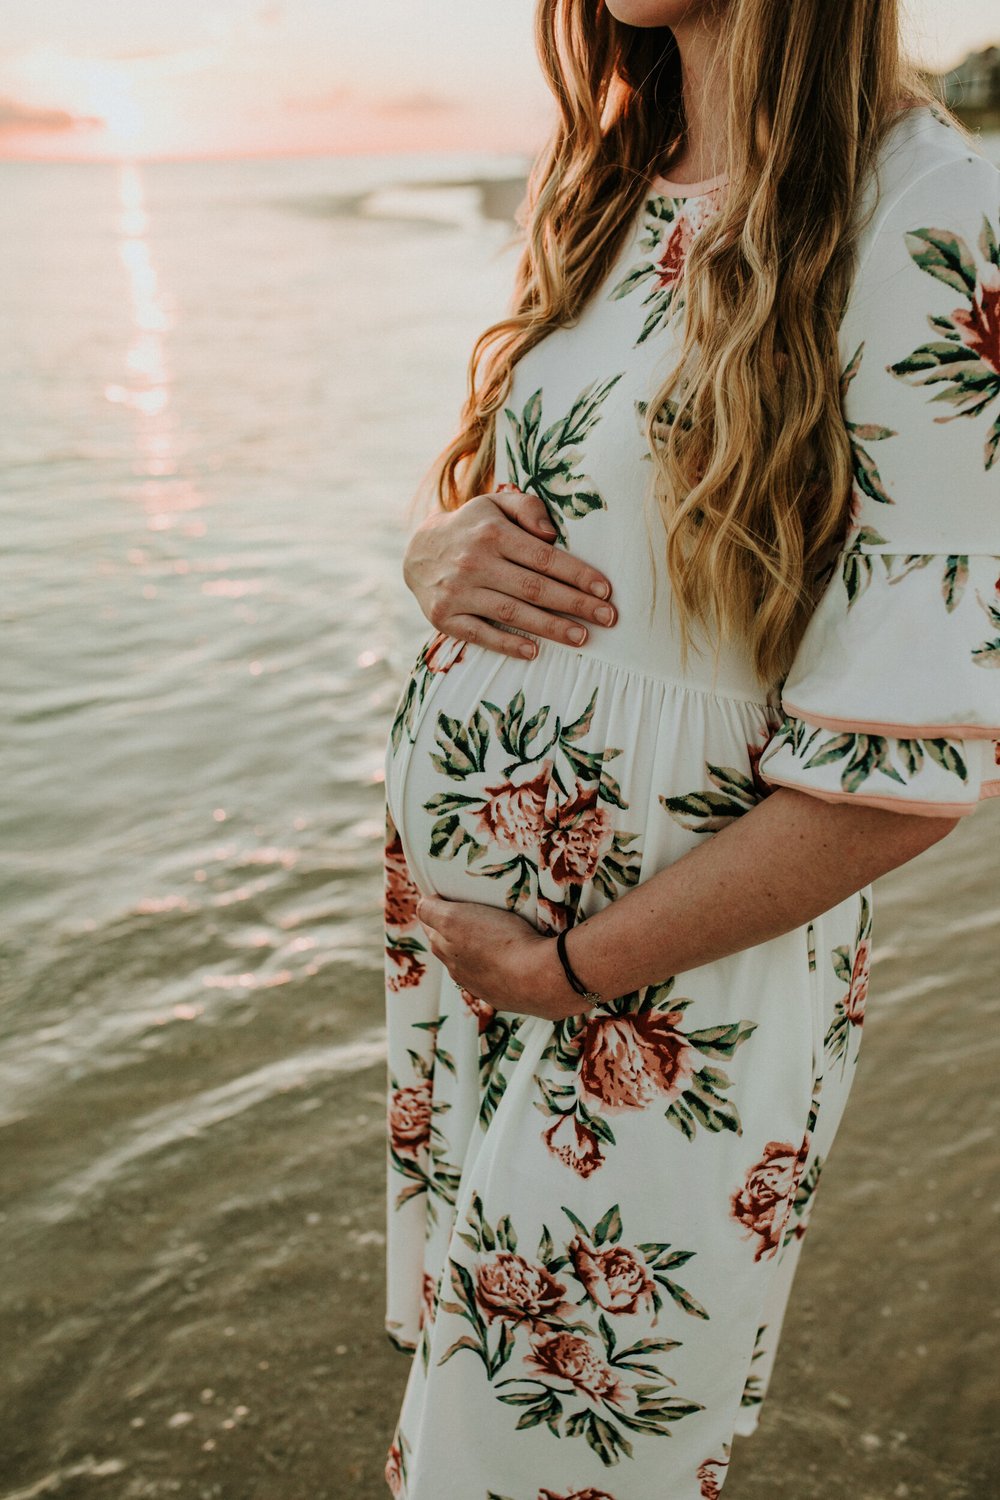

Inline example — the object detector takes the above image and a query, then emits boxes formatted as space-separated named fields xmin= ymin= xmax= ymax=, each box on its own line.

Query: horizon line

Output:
xmin=0 ymin=143 xmax=537 ymax=166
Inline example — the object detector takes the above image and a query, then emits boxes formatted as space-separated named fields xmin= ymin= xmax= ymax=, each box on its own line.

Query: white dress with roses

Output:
xmin=381 ymin=105 xmax=1000 ymax=1500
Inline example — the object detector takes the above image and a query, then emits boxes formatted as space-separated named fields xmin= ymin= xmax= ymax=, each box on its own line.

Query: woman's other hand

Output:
xmin=402 ymin=488 xmax=617 ymax=660
xmin=414 ymin=894 xmax=591 ymax=1021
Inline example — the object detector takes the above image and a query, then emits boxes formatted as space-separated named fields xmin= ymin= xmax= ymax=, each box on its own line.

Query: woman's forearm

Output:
xmin=548 ymin=787 xmax=960 ymax=1005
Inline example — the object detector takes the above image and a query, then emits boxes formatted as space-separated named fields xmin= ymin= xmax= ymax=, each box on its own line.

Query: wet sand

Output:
xmin=2 ymin=811 xmax=997 ymax=1500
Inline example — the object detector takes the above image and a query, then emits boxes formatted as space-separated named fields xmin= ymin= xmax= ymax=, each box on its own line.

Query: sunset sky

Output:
xmin=0 ymin=0 xmax=996 ymax=161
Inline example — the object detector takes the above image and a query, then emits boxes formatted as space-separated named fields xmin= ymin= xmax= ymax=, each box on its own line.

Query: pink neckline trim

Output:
xmin=650 ymin=169 xmax=728 ymax=197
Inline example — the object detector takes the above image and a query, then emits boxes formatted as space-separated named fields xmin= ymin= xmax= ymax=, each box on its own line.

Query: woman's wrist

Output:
xmin=539 ymin=924 xmax=604 ymax=1016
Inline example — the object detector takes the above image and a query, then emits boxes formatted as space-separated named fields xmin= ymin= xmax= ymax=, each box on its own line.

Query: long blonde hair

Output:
xmin=422 ymin=0 xmax=969 ymax=688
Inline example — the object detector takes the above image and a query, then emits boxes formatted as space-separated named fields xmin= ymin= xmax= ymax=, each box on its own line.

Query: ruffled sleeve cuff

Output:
xmin=757 ymin=550 xmax=1000 ymax=816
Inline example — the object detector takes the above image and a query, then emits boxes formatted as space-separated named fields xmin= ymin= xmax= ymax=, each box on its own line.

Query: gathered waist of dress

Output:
xmin=491 ymin=617 xmax=773 ymax=710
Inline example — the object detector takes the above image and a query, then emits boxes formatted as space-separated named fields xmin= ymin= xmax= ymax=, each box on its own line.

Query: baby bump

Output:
xmin=383 ymin=633 xmax=650 ymax=926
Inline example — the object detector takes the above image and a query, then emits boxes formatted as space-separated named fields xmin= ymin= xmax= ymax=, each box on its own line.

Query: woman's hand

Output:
xmin=415 ymin=894 xmax=593 ymax=1021
xmin=402 ymin=488 xmax=618 ymax=660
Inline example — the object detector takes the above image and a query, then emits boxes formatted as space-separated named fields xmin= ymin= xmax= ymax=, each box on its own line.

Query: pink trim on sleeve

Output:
xmin=780 ymin=700 xmax=1000 ymax=741
xmin=759 ymin=770 xmax=976 ymax=818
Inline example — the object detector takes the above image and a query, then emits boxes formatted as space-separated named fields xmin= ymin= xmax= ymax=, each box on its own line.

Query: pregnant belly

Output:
xmin=382 ymin=628 xmax=662 ymax=920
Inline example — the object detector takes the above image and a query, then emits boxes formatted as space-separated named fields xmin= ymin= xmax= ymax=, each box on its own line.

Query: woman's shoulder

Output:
xmin=859 ymin=102 xmax=998 ymax=240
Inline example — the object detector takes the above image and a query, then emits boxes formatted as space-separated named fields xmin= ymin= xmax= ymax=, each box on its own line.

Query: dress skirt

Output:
xmin=380 ymin=630 xmax=871 ymax=1500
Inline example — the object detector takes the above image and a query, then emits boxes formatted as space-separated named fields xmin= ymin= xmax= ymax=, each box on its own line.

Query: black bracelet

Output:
xmin=555 ymin=926 xmax=602 ymax=1003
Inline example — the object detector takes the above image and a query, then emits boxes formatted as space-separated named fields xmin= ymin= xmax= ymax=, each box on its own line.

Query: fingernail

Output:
xmin=568 ymin=625 xmax=587 ymax=644
xmin=540 ymin=524 xmax=557 ymax=537
xmin=590 ymin=581 xmax=610 ymax=598
xmin=519 ymin=641 xmax=537 ymax=659
xmin=595 ymin=605 xmax=614 ymax=625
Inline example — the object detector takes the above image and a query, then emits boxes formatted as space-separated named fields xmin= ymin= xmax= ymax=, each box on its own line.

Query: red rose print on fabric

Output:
xmin=384 ymin=823 xmax=420 ymax=928
xmin=419 ymin=1271 xmax=438 ymax=1331
xmin=423 ymin=684 xmax=640 ymax=914
xmin=579 ymin=1010 xmax=694 ymax=1112
xmin=384 ymin=805 xmax=428 ymax=993
xmin=611 ymin=191 xmax=723 ymax=345
xmin=654 ymin=214 xmax=695 ymax=291
xmin=425 ymin=632 xmax=467 ymax=674
xmin=732 ymin=1101 xmax=820 ymax=1265
xmin=697 ymin=1454 xmax=730 ymax=1499
xmin=388 ymin=1081 xmax=432 ymax=1160
xmin=952 ymin=266 xmax=1000 ymax=375
xmin=525 ymin=1331 xmax=628 ymax=1407
xmin=567 ymin=1238 xmax=656 ymax=1318
xmin=476 ymin=767 xmax=550 ymax=853
xmin=384 ymin=1439 xmax=403 ymax=1498
xmin=440 ymin=1196 xmax=705 ymax=1465
xmin=730 ymin=1139 xmax=801 ymax=1261
xmin=541 ymin=1112 xmax=604 ymax=1178
xmin=540 ymin=782 xmax=614 ymax=886
xmin=459 ymin=984 xmax=496 ymax=1033
xmin=385 ymin=942 xmax=426 ymax=992
xmin=384 ymin=1430 xmax=412 ymax=1497
xmin=535 ymin=979 xmax=756 ymax=1177
xmin=538 ymin=1488 xmax=618 ymax=1500
xmin=475 ymin=1252 xmax=570 ymax=1330
xmin=844 ymin=936 xmax=870 ymax=1024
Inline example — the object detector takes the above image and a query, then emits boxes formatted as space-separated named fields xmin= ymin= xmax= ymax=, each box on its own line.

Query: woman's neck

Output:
xmin=660 ymin=10 xmax=730 ymax=185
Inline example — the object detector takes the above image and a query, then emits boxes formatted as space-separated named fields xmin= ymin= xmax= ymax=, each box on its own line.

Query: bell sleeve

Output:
xmin=757 ymin=148 xmax=1000 ymax=817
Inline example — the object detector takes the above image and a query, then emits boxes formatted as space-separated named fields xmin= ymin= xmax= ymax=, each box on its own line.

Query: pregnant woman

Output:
xmin=381 ymin=2 xmax=1000 ymax=1495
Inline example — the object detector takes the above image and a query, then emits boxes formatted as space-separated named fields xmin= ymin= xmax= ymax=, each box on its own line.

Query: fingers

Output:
xmin=416 ymin=898 xmax=458 ymax=972
xmin=444 ymin=613 xmax=540 ymax=660
xmin=486 ymin=490 xmax=614 ymax=602
xmin=491 ymin=484 xmax=559 ymax=541
xmin=476 ymin=570 xmax=617 ymax=647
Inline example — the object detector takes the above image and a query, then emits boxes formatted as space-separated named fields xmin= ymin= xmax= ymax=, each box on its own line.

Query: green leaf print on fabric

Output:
xmin=610 ymin=194 xmax=697 ymax=346
xmin=738 ymin=1324 xmax=767 ymax=1412
xmin=659 ymin=739 xmax=777 ymax=833
xmin=888 ymin=206 xmax=1000 ymax=469
xmin=430 ymin=707 xmax=491 ymax=779
xmin=438 ymin=1195 xmax=706 ymax=1466
xmin=503 ymin=376 xmax=624 ymax=546
xmin=767 ymin=715 xmax=969 ymax=794
xmin=778 ymin=1079 xmax=825 ymax=1253
xmin=824 ymin=891 xmax=872 ymax=1071
xmin=974 ymin=575 xmax=1000 ymax=666
xmin=841 ymin=341 xmax=895 ymax=547
xmin=422 ymin=687 xmax=639 ymax=913
xmin=839 ymin=547 xmax=970 ymax=611
xmin=534 ymin=980 xmax=757 ymax=1178
xmin=478 ymin=1013 xmax=527 ymax=1130
xmin=390 ymin=631 xmax=468 ymax=751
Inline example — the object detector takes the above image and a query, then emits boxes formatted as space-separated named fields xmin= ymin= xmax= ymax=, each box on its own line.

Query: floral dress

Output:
xmin=380 ymin=105 xmax=1000 ymax=1500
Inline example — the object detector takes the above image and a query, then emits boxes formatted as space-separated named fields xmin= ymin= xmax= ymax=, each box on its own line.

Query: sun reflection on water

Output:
xmin=105 ymin=163 xmax=172 ymax=420
xmin=104 ymin=162 xmax=206 ymax=530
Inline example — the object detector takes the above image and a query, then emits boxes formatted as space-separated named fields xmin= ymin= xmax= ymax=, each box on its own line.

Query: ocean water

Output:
xmin=1 ymin=142 xmax=998 ymax=1493
xmin=1 ymin=151 xmax=525 ymax=1110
